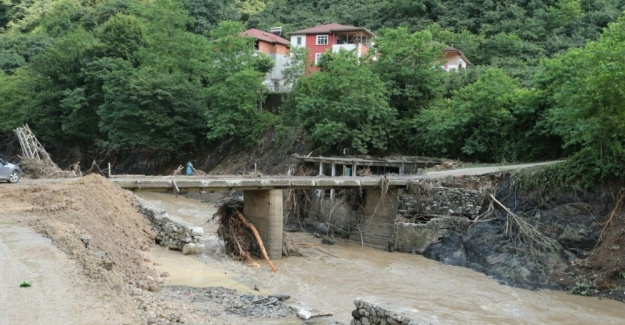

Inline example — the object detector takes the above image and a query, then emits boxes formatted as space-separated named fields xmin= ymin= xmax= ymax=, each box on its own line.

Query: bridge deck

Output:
xmin=108 ymin=161 xmax=561 ymax=191
xmin=109 ymin=175 xmax=415 ymax=191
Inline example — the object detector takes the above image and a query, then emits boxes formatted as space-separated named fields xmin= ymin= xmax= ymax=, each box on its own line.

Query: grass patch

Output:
xmin=570 ymin=280 xmax=598 ymax=296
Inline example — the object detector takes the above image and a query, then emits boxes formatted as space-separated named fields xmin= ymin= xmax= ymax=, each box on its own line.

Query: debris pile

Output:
xmin=212 ymin=197 xmax=278 ymax=272
xmin=13 ymin=124 xmax=72 ymax=178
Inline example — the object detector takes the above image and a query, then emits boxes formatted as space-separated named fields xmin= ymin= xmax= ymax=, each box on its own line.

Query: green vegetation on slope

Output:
xmin=1 ymin=0 xmax=625 ymax=186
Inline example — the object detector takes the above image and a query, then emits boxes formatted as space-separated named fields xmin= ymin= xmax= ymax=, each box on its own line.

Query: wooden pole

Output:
xmin=235 ymin=210 xmax=278 ymax=273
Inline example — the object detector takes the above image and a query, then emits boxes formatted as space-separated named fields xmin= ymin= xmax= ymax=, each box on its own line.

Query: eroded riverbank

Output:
xmin=1 ymin=175 xmax=623 ymax=325
xmin=138 ymin=191 xmax=625 ymax=325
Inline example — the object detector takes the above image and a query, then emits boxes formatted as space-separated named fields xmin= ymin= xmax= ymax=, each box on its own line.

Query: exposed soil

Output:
xmin=0 ymin=175 xmax=155 ymax=323
xmin=0 ymin=224 xmax=139 ymax=324
xmin=423 ymin=175 xmax=625 ymax=302
xmin=0 ymin=175 xmax=313 ymax=324
xmin=199 ymin=128 xmax=311 ymax=176
xmin=581 ymin=201 xmax=625 ymax=300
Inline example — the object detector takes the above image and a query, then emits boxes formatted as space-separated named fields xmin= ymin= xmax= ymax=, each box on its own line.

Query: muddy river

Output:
xmin=137 ymin=192 xmax=625 ymax=324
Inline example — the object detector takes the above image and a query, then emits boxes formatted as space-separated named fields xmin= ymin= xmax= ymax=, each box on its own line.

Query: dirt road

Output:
xmin=423 ymin=161 xmax=563 ymax=177
xmin=0 ymin=175 xmax=307 ymax=325
xmin=0 ymin=224 xmax=139 ymax=324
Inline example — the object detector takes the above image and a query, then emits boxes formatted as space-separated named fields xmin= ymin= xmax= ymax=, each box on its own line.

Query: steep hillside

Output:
xmin=1 ymin=0 xmax=625 ymax=182
xmin=200 ymin=128 xmax=311 ymax=175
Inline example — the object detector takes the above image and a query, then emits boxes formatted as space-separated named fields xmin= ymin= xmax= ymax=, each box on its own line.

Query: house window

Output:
xmin=315 ymin=53 xmax=324 ymax=65
xmin=316 ymin=35 xmax=328 ymax=45
xmin=296 ymin=37 xmax=302 ymax=45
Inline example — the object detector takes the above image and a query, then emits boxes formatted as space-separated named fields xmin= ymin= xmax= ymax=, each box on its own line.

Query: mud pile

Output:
xmin=0 ymin=175 xmax=158 ymax=292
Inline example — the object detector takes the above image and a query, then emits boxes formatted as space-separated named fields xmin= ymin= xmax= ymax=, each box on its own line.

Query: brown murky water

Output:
xmin=137 ymin=192 xmax=625 ymax=324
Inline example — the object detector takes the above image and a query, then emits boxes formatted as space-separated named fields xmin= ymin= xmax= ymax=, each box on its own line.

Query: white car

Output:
xmin=0 ymin=158 xmax=21 ymax=183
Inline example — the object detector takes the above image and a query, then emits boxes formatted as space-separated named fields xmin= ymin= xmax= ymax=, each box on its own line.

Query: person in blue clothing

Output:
xmin=186 ymin=162 xmax=194 ymax=176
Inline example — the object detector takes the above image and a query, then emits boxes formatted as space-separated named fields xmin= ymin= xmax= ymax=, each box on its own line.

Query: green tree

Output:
xmin=369 ymin=27 xmax=445 ymax=152
xmin=94 ymin=60 xmax=207 ymax=152
xmin=204 ymin=21 xmax=274 ymax=145
xmin=294 ymin=50 xmax=396 ymax=155
xmin=0 ymin=69 xmax=30 ymax=131
xmin=282 ymin=46 xmax=308 ymax=91
xmin=92 ymin=0 xmax=213 ymax=153
xmin=0 ymin=33 xmax=53 ymax=74
xmin=184 ymin=0 xmax=238 ymax=35
xmin=97 ymin=13 xmax=145 ymax=63
xmin=541 ymin=17 xmax=625 ymax=174
xmin=0 ymin=0 xmax=12 ymax=28
xmin=370 ymin=27 xmax=445 ymax=119
xmin=236 ymin=0 xmax=268 ymax=20
xmin=26 ymin=28 xmax=100 ymax=148
xmin=247 ymin=0 xmax=384 ymax=33
xmin=417 ymin=69 xmax=518 ymax=162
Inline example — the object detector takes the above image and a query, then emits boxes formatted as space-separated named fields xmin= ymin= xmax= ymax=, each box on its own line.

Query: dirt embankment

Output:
xmin=424 ymin=176 xmax=625 ymax=301
xmin=0 ymin=175 xmax=158 ymax=323
xmin=0 ymin=175 xmax=316 ymax=325
xmin=199 ymin=128 xmax=311 ymax=176
xmin=1 ymin=175 xmax=159 ymax=288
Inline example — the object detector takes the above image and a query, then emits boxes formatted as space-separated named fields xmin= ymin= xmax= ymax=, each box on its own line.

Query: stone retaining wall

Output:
xmin=393 ymin=217 xmax=469 ymax=253
xmin=350 ymin=298 xmax=435 ymax=325
xmin=137 ymin=198 xmax=205 ymax=255
xmin=400 ymin=181 xmax=484 ymax=217
xmin=393 ymin=179 xmax=487 ymax=253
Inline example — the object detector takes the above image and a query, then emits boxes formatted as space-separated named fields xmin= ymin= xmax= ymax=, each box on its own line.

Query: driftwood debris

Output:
xmin=213 ymin=197 xmax=278 ymax=272
xmin=14 ymin=125 xmax=71 ymax=179
xmin=14 ymin=124 xmax=48 ymax=160
xmin=490 ymin=194 xmax=561 ymax=254
xmin=235 ymin=211 xmax=278 ymax=273
xmin=85 ymin=160 xmax=104 ymax=176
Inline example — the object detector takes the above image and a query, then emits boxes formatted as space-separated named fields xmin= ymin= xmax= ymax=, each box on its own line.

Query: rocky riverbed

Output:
xmin=130 ymin=285 xmax=299 ymax=324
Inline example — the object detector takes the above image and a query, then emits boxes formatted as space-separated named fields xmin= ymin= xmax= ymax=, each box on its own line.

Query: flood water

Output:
xmin=137 ymin=192 xmax=625 ymax=324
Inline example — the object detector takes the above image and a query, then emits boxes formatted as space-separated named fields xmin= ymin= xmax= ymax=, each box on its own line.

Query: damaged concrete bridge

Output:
xmin=110 ymin=161 xmax=560 ymax=260
xmin=112 ymin=175 xmax=409 ymax=260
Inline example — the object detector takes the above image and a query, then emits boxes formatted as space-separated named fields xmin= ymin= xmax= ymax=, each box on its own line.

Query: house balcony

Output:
xmin=442 ymin=63 xmax=467 ymax=72
xmin=332 ymin=43 xmax=369 ymax=58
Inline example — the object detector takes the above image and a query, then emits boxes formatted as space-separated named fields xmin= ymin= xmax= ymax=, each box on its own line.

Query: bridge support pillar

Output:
xmin=243 ymin=190 xmax=283 ymax=260
xmin=350 ymin=188 xmax=402 ymax=249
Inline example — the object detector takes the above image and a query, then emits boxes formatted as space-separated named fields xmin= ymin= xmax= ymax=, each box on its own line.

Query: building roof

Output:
xmin=290 ymin=23 xmax=375 ymax=37
xmin=241 ymin=28 xmax=290 ymax=46
xmin=443 ymin=46 xmax=472 ymax=65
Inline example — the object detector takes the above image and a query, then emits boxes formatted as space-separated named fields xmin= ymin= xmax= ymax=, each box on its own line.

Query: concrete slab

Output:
xmin=136 ymin=180 xmax=172 ymax=189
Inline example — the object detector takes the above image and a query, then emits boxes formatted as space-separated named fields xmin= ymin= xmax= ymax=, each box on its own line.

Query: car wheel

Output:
xmin=8 ymin=170 xmax=20 ymax=183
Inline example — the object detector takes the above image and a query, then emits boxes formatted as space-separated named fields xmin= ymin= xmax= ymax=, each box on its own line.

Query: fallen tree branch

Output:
xmin=598 ymin=189 xmax=625 ymax=245
xmin=235 ymin=211 xmax=278 ymax=273
xmin=14 ymin=125 xmax=71 ymax=179
xmin=490 ymin=193 xmax=561 ymax=254
xmin=85 ymin=160 xmax=104 ymax=176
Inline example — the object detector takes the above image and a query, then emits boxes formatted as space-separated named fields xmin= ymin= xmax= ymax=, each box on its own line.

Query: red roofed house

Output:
xmin=241 ymin=27 xmax=291 ymax=92
xmin=289 ymin=23 xmax=375 ymax=72
xmin=441 ymin=46 xmax=471 ymax=71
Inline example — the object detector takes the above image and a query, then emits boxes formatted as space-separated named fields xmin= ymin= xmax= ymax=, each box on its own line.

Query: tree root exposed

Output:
xmin=212 ymin=197 xmax=278 ymax=272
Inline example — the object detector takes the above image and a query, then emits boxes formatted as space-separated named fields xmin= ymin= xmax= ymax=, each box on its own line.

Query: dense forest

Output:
xmin=1 ymin=0 xmax=625 ymax=187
